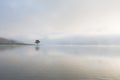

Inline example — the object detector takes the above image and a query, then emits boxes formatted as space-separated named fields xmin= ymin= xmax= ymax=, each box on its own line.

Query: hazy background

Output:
xmin=1 ymin=0 xmax=120 ymax=43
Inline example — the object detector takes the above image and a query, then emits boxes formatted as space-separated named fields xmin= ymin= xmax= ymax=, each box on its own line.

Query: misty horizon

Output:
xmin=1 ymin=0 xmax=120 ymax=41
xmin=1 ymin=35 xmax=120 ymax=45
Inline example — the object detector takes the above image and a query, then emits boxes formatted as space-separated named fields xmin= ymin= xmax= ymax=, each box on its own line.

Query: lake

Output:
xmin=0 ymin=45 xmax=120 ymax=80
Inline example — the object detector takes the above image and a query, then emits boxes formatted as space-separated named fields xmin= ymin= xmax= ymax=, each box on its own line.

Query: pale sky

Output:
xmin=1 ymin=0 xmax=120 ymax=42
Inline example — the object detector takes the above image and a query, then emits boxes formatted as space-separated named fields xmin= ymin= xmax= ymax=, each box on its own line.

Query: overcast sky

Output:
xmin=1 ymin=0 xmax=120 ymax=42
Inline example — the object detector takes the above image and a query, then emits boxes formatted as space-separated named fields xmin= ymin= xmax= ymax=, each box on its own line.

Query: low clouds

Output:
xmin=0 ymin=0 xmax=120 ymax=42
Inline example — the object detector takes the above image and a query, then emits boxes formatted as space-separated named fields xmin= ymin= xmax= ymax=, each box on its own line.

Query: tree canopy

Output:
xmin=35 ymin=40 xmax=40 ymax=44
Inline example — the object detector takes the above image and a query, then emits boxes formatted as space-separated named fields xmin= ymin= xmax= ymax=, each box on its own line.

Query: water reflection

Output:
xmin=0 ymin=45 xmax=120 ymax=80
xmin=35 ymin=46 xmax=40 ymax=51
xmin=0 ymin=45 xmax=22 ymax=52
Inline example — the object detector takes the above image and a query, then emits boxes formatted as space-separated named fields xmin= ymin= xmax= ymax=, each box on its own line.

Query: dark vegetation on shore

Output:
xmin=0 ymin=37 xmax=33 ymax=45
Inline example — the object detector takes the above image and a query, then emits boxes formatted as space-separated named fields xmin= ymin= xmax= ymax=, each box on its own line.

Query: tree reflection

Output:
xmin=35 ymin=46 xmax=40 ymax=51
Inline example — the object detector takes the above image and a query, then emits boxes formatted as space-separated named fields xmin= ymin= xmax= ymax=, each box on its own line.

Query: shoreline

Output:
xmin=0 ymin=43 xmax=34 ymax=45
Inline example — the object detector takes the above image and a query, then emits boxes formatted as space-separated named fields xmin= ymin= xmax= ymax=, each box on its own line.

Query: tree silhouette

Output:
xmin=35 ymin=40 xmax=40 ymax=45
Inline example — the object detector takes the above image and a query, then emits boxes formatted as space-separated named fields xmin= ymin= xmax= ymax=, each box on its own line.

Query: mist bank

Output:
xmin=40 ymin=36 xmax=120 ymax=45
xmin=2 ymin=36 xmax=120 ymax=45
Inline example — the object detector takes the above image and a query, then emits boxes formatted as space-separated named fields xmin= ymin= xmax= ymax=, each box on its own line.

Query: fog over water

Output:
xmin=1 ymin=0 xmax=120 ymax=43
xmin=1 ymin=0 xmax=120 ymax=79
xmin=0 ymin=45 xmax=120 ymax=80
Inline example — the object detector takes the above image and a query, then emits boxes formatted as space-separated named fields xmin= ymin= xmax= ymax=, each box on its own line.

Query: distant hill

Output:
xmin=0 ymin=37 xmax=29 ymax=45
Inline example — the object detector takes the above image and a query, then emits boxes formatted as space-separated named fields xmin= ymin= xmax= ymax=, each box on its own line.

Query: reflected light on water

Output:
xmin=0 ymin=45 xmax=120 ymax=80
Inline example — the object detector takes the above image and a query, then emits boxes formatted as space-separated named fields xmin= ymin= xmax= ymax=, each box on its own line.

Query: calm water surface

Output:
xmin=0 ymin=45 xmax=120 ymax=80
